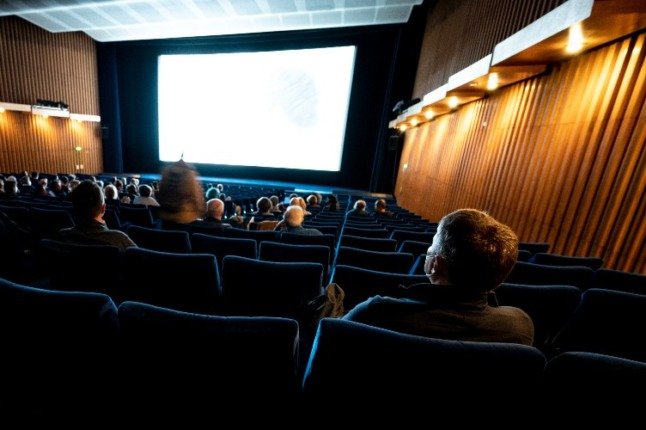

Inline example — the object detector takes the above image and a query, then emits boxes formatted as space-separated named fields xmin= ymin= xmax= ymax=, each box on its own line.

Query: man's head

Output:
xmin=374 ymin=199 xmax=387 ymax=212
xmin=424 ymin=209 xmax=518 ymax=292
xmin=353 ymin=200 xmax=366 ymax=211
xmin=139 ymin=184 xmax=153 ymax=198
xmin=70 ymin=180 xmax=105 ymax=222
xmin=206 ymin=198 xmax=225 ymax=220
xmin=284 ymin=205 xmax=305 ymax=228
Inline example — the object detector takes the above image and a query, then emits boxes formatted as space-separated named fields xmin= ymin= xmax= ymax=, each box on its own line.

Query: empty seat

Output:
xmin=39 ymin=239 xmax=123 ymax=300
xmin=530 ymin=253 xmax=603 ymax=270
xmin=495 ymin=283 xmax=582 ymax=350
xmin=518 ymin=242 xmax=550 ymax=255
xmin=127 ymin=225 xmax=191 ymax=253
xmin=118 ymin=301 xmax=300 ymax=412
xmin=118 ymin=205 xmax=154 ymax=227
xmin=551 ymin=289 xmax=646 ymax=362
xmin=190 ymin=233 xmax=257 ymax=269
xmin=506 ymin=261 xmax=594 ymax=290
xmin=303 ymin=318 xmax=546 ymax=406
xmin=591 ymin=268 xmax=646 ymax=295
xmin=30 ymin=207 xmax=74 ymax=239
xmin=336 ymin=246 xmax=414 ymax=274
xmin=123 ymin=248 xmax=221 ymax=313
xmin=339 ymin=235 xmax=397 ymax=252
xmin=542 ymin=352 xmax=646 ymax=415
xmin=389 ymin=230 xmax=435 ymax=247
xmin=330 ymin=264 xmax=428 ymax=310
xmin=342 ymin=226 xmax=389 ymax=238
xmin=0 ymin=278 xmax=118 ymax=416
xmin=221 ymin=256 xmax=323 ymax=318
xmin=259 ymin=241 xmax=331 ymax=284
xmin=281 ymin=232 xmax=336 ymax=249
xmin=398 ymin=239 xmax=431 ymax=255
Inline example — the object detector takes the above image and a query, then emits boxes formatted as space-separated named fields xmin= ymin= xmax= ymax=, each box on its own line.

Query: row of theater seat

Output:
xmin=1 ymin=277 xmax=643 ymax=419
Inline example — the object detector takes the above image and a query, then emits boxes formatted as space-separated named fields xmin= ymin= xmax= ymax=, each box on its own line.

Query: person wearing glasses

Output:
xmin=343 ymin=208 xmax=533 ymax=345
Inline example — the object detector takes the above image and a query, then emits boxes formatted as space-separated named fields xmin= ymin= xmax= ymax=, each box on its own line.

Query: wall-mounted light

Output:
xmin=410 ymin=118 xmax=419 ymax=127
xmin=486 ymin=72 xmax=499 ymax=90
xmin=448 ymin=96 xmax=459 ymax=109
xmin=566 ymin=21 xmax=584 ymax=53
xmin=74 ymin=146 xmax=82 ymax=152
xmin=424 ymin=110 xmax=434 ymax=120
xmin=31 ymin=104 xmax=70 ymax=118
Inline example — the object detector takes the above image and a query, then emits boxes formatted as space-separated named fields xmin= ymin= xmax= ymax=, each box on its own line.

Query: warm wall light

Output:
xmin=74 ymin=146 xmax=82 ymax=152
xmin=399 ymin=124 xmax=408 ymax=132
xmin=448 ymin=96 xmax=459 ymax=109
xmin=0 ymin=107 xmax=5 ymax=113
xmin=410 ymin=118 xmax=419 ymax=127
xmin=486 ymin=72 xmax=499 ymax=90
xmin=566 ymin=21 xmax=584 ymax=53
xmin=424 ymin=110 xmax=434 ymax=120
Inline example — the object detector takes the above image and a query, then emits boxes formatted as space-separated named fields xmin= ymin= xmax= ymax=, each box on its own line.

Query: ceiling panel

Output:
xmin=1 ymin=0 xmax=424 ymax=42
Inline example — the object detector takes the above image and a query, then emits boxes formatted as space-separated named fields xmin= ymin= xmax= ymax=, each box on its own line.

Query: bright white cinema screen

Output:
xmin=158 ymin=46 xmax=356 ymax=171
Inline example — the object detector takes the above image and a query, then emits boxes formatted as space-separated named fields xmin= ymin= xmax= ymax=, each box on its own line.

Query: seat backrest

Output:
xmin=118 ymin=301 xmax=300 ymax=404
xmin=398 ymin=239 xmax=431 ymax=255
xmin=339 ymin=235 xmax=397 ymax=252
xmin=127 ymin=225 xmax=191 ymax=253
xmin=336 ymin=246 xmax=414 ymax=274
xmin=550 ymin=288 xmax=646 ymax=361
xmin=530 ymin=253 xmax=603 ymax=270
xmin=542 ymin=351 xmax=646 ymax=414
xmin=342 ymin=226 xmax=389 ymax=238
xmin=223 ymin=228 xmax=279 ymax=243
xmin=496 ymin=283 xmax=582 ymax=350
xmin=39 ymin=238 xmax=123 ymax=300
xmin=118 ymin=205 xmax=154 ymax=227
xmin=221 ymin=256 xmax=323 ymax=317
xmin=506 ymin=261 xmax=594 ymax=290
xmin=518 ymin=242 xmax=550 ymax=255
xmin=30 ymin=207 xmax=74 ymax=239
xmin=0 ymin=278 xmax=118 ymax=414
xmin=303 ymin=318 xmax=546 ymax=403
xmin=330 ymin=264 xmax=428 ymax=310
xmin=591 ymin=268 xmax=646 ymax=295
xmin=280 ymin=232 xmax=336 ymax=249
xmin=389 ymin=230 xmax=435 ymax=247
xmin=123 ymin=247 xmax=221 ymax=313
xmin=259 ymin=241 xmax=331 ymax=284
xmin=190 ymin=233 xmax=257 ymax=269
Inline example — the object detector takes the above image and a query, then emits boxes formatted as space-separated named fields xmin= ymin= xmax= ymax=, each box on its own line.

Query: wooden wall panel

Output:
xmin=0 ymin=17 xmax=102 ymax=174
xmin=396 ymin=32 xmax=646 ymax=274
xmin=414 ymin=0 xmax=566 ymax=98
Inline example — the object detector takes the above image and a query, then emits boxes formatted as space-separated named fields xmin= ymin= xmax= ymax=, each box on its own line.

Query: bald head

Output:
xmin=284 ymin=205 xmax=304 ymax=228
xmin=206 ymin=198 xmax=225 ymax=220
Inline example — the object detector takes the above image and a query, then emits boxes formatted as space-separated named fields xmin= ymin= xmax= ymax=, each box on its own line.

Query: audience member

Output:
xmin=373 ymin=198 xmax=394 ymax=218
xmin=191 ymin=198 xmax=231 ymax=230
xmin=326 ymin=195 xmax=339 ymax=211
xmin=157 ymin=159 xmax=205 ymax=224
xmin=57 ymin=180 xmax=137 ymax=252
xmin=249 ymin=197 xmax=276 ymax=223
xmin=133 ymin=184 xmax=160 ymax=206
xmin=346 ymin=199 xmax=369 ymax=217
xmin=343 ymin=208 xmax=534 ymax=345
xmin=274 ymin=205 xmax=322 ymax=235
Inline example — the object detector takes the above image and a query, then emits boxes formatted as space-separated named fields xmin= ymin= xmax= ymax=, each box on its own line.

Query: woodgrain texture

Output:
xmin=397 ymin=32 xmax=646 ymax=273
xmin=414 ymin=0 xmax=566 ymax=97
xmin=0 ymin=17 xmax=102 ymax=174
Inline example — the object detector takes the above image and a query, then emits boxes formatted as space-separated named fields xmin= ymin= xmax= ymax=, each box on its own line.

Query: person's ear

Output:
xmin=100 ymin=203 xmax=106 ymax=215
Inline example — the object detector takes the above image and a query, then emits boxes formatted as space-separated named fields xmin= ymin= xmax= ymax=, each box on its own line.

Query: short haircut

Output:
xmin=256 ymin=197 xmax=272 ymax=213
xmin=434 ymin=209 xmax=518 ymax=292
xmin=284 ymin=205 xmax=304 ymax=228
xmin=70 ymin=180 xmax=104 ymax=221
xmin=375 ymin=199 xmax=387 ymax=210
xmin=139 ymin=184 xmax=152 ymax=197
xmin=207 ymin=198 xmax=224 ymax=219
xmin=353 ymin=200 xmax=366 ymax=210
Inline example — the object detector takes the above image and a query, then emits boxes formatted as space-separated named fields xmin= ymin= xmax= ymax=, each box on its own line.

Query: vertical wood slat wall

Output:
xmin=396 ymin=32 xmax=646 ymax=274
xmin=413 ymin=0 xmax=566 ymax=98
xmin=0 ymin=17 xmax=102 ymax=174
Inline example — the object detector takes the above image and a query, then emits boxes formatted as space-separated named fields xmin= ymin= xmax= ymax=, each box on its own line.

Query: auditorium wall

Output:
xmin=396 ymin=28 xmax=646 ymax=273
xmin=0 ymin=17 xmax=102 ymax=175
